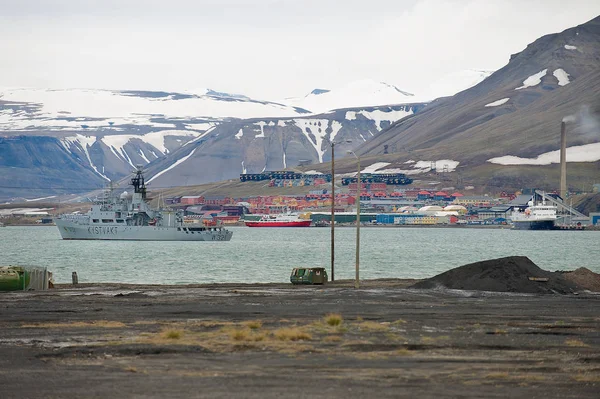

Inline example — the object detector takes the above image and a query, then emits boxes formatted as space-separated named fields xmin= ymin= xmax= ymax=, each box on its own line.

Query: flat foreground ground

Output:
xmin=1 ymin=281 xmax=599 ymax=398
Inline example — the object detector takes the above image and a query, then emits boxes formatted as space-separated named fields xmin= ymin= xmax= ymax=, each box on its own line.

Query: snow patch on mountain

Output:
xmin=515 ymin=69 xmax=547 ymax=90
xmin=293 ymin=119 xmax=331 ymax=162
xmin=485 ymin=98 xmax=510 ymax=107
xmin=553 ymin=69 xmax=570 ymax=86
xmin=362 ymin=159 xmax=460 ymax=175
xmin=564 ymin=45 xmax=577 ymax=50
xmin=0 ymin=87 xmax=306 ymax=132
xmin=147 ymin=148 xmax=198 ymax=184
xmin=235 ymin=128 xmax=244 ymax=140
xmin=362 ymin=162 xmax=391 ymax=173
xmin=487 ymin=143 xmax=600 ymax=165
xmin=329 ymin=121 xmax=343 ymax=143
xmin=287 ymin=80 xmax=416 ymax=114
xmin=255 ymin=122 xmax=267 ymax=138
xmin=61 ymin=134 xmax=110 ymax=180
xmin=345 ymin=108 xmax=413 ymax=130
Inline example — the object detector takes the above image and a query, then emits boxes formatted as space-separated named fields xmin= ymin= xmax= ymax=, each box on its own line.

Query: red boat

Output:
xmin=245 ymin=214 xmax=312 ymax=227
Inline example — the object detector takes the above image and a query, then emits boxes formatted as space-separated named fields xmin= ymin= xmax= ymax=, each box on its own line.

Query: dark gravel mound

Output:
xmin=411 ymin=256 xmax=580 ymax=294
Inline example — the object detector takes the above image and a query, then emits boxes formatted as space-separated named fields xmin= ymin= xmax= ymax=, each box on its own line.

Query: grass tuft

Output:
xmin=162 ymin=329 xmax=183 ymax=340
xmin=230 ymin=329 xmax=250 ymax=341
xmin=274 ymin=327 xmax=312 ymax=341
xmin=243 ymin=320 xmax=263 ymax=330
xmin=565 ymin=339 xmax=588 ymax=347
xmin=325 ymin=313 xmax=343 ymax=327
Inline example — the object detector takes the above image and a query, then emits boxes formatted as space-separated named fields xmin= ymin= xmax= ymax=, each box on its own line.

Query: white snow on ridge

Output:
xmin=293 ymin=119 xmax=330 ymax=163
xmin=255 ymin=122 xmax=267 ymax=138
xmin=329 ymin=121 xmax=343 ymax=143
xmin=147 ymin=148 xmax=197 ymax=184
xmin=553 ymin=69 xmax=570 ymax=86
xmin=361 ymin=162 xmax=391 ymax=173
xmin=235 ymin=128 xmax=244 ymax=140
xmin=61 ymin=134 xmax=110 ymax=181
xmin=515 ymin=69 xmax=547 ymax=90
xmin=485 ymin=98 xmax=510 ymax=107
xmin=487 ymin=143 xmax=600 ymax=165
xmin=24 ymin=195 xmax=57 ymax=202
xmin=288 ymin=80 xmax=417 ymax=114
xmin=0 ymin=88 xmax=304 ymax=124
xmin=360 ymin=159 xmax=460 ymax=176
xmin=344 ymin=109 xmax=413 ymax=130
xmin=185 ymin=122 xmax=213 ymax=131
xmin=138 ymin=149 xmax=150 ymax=164
xmin=413 ymin=160 xmax=460 ymax=172
xmin=564 ymin=45 xmax=577 ymax=50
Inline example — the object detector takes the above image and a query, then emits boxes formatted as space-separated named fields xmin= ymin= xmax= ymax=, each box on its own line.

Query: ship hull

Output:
xmin=245 ymin=220 xmax=312 ymax=227
xmin=55 ymin=219 xmax=233 ymax=241
xmin=512 ymin=220 xmax=557 ymax=230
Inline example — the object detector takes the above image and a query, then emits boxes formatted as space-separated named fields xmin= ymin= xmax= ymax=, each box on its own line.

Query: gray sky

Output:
xmin=1 ymin=0 xmax=599 ymax=99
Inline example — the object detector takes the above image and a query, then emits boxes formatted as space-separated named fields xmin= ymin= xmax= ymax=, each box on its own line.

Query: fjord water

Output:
xmin=1 ymin=226 xmax=598 ymax=284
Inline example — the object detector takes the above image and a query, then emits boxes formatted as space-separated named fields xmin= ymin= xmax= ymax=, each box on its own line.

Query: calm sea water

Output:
xmin=1 ymin=226 xmax=598 ymax=284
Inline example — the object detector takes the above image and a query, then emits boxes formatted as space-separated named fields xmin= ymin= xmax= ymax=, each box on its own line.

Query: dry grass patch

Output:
xmin=242 ymin=320 xmax=263 ymax=330
xmin=394 ymin=348 xmax=414 ymax=356
xmin=21 ymin=321 xmax=126 ymax=328
xmin=274 ymin=327 xmax=312 ymax=341
xmin=357 ymin=321 xmax=390 ymax=332
xmin=323 ymin=335 xmax=343 ymax=343
xmin=230 ymin=329 xmax=249 ymax=341
xmin=325 ymin=313 xmax=343 ymax=326
xmin=485 ymin=372 xmax=510 ymax=379
xmin=572 ymin=374 xmax=600 ymax=382
xmin=565 ymin=339 xmax=588 ymax=347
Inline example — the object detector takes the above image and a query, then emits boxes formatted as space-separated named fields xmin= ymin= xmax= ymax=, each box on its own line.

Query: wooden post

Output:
xmin=72 ymin=272 xmax=78 ymax=285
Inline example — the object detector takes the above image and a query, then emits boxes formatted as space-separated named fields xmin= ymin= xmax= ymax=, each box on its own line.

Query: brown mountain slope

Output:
xmin=354 ymin=15 xmax=600 ymax=192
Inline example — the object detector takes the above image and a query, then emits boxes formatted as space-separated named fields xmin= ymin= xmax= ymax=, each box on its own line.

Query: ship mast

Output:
xmin=130 ymin=166 xmax=147 ymax=201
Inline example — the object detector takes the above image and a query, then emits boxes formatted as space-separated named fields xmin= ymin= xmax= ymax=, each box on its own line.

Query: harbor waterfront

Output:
xmin=1 ymin=225 xmax=598 ymax=284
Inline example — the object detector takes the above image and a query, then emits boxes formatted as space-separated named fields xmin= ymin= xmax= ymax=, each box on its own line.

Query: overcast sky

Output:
xmin=0 ymin=0 xmax=599 ymax=99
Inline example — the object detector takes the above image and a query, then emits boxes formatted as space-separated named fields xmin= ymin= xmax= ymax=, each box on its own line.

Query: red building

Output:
xmin=180 ymin=196 xmax=205 ymax=205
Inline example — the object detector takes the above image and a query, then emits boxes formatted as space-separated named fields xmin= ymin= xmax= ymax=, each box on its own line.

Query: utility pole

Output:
xmin=330 ymin=143 xmax=335 ymax=282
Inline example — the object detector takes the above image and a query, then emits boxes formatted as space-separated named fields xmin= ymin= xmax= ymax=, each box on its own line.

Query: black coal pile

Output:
xmin=411 ymin=256 xmax=580 ymax=294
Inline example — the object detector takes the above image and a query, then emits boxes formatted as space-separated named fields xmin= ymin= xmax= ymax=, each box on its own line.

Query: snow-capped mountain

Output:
xmin=285 ymin=79 xmax=417 ymax=115
xmin=284 ymin=72 xmax=493 ymax=115
xmin=0 ymin=87 xmax=310 ymax=133
xmin=0 ymin=66 xmax=496 ymax=199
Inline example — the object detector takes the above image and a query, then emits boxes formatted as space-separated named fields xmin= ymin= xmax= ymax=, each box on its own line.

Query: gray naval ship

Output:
xmin=55 ymin=167 xmax=233 ymax=241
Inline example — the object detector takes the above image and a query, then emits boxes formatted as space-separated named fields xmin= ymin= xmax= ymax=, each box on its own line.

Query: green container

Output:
xmin=0 ymin=267 xmax=30 ymax=291
xmin=290 ymin=267 xmax=328 ymax=285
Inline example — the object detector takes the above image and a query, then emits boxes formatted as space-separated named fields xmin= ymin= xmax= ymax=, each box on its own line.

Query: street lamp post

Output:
xmin=327 ymin=139 xmax=351 ymax=283
xmin=348 ymin=150 xmax=360 ymax=289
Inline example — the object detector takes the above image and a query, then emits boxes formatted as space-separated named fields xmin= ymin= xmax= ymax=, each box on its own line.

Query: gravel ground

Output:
xmin=1 ymin=282 xmax=599 ymax=398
